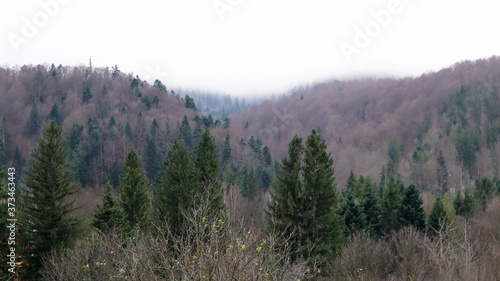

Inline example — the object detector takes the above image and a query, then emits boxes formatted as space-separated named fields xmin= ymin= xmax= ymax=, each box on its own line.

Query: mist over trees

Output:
xmin=2 ymin=57 xmax=500 ymax=279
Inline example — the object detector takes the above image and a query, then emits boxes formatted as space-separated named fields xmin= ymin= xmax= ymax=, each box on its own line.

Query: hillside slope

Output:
xmin=229 ymin=56 xmax=500 ymax=190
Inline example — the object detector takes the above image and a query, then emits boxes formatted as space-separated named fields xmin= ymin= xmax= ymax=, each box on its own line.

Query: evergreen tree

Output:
xmin=222 ymin=133 xmax=231 ymax=167
xmin=428 ymin=196 xmax=449 ymax=237
xmin=453 ymin=189 xmax=464 ymax=215
xmin=120 ymin=148 xmax=150 ymax=232
xmin=245 ymin=167 xmax=258 ymax=199
xmin=195 ymin=129 xmax=225 ymax=217
xmin=379 ymin=165 xmax=386 ymax=195
xmin=92 ymin=182 xmax=126 ymax=233
xmin=262 ymin=146 xmax=272 ymax=166
xmin=398 ymin=184 xmax=426 ymax=232
xmin=475 ymin=177 xmax=494 ymax=208
xmin=301 ymin=129 xmax=345 ymax=260
xmin=437 ymin=150 xmax=448 ymax=194
xmin=47 ymin=102 xmax=62 ymax=126
xmin=179 ymin=116 xmax=193 ymax=150
xmin=361 ymin=180 xmax=381 ymax=237
xmin=267 ymin=135 xmax=304 ymax=260
xmin=193 ymin=121 xmax=203 ymax=145
xmin=25 ymin=103 xmax=40 ymax=137
xmin=379 ymin=173 xmax=403 ymax=234
xmin=0 ymin=139 xmax=5 ymax=167
xmin=20 ymin=121 xmax=82 ymax=279
xmin=82 ymin=86 xmax=93 ymax=103
xmin=124 ymin=122 xmax=133 ymax=140
xmin=145 ymin=139 xmax=162 ymax=180
xmin=462 ymin=189 xmax=475 ymax=218
xmin=153 ymin=140 xmax=200 ymax=235
xmin=184 ymin=95 xmax=198 ymax=111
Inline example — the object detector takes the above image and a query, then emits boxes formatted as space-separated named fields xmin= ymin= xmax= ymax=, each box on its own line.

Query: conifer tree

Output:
xmin=124 ymin=122 xmax=133 ymax=140
xmin=398 ymin=184 xmax=426 ymax=232
xmin=179 ymin=116 xmax=193 ymax=150
xmin=195 ymin=129 xmax=225 ymax=217
xmin=361 ymin=179 xmax=381 ymax=237
xmin=82 ymin=86 xmax=93 ymax=103
xmin=428 ymin=196 xmax=449 ymax=237
xmin=301 ymin=129 xmax=345 ymax=260
xmin=25 ymin=102 xmax=40 ymax=137
xmin=120 ymin=148 xmax=150 ymax=232
xmin=153 ymin=140 xmax=200 ymax=235
xmin=437 ymin=150 xmax=448 ymax=194
xmin=222 ymin=133 xmax=231 ymax=167
xmin=21 ymin=121 xmax=82 ymax=279
xmin=245 ymin=167 xmax=259 ymax=199
xmin=92 ymin=182 xmax=126 ymax=233
xmin=184 ymin=95 xmax=198 ymax=111
xmin=267 ymin=135 xmax=304 ymax=259
xmin=379 ymin=173 xmax=404 ymax=234
xmin=343 ymin=171 xmax=366 ymax=235
xmin=47 ymin=102 xmax=62 ymax=125
xmin=262 ymin=146 xmax=272 ymax=166
xmin=145 ymin=138 xmax=161 ymax=180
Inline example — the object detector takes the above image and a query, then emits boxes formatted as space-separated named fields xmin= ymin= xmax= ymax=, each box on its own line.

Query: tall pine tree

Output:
xmin=195 ymin=129 xmax=225 ymax=218
xmin=398 ymin=184 xmax=426 ymax=232
xmin=379 ymin=173 xmax=404 ymax=234
xmin=21 ymin=121 xmax=82 ymax=280
xmin=120 ymin=148 xmax=150 ymax=233
xmin=153 ymin=140 xmax=200 ymax=235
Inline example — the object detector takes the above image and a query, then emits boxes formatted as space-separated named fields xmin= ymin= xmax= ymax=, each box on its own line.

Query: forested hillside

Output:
xmin=229 ymin=56 xmax=500 ymax=190
xmin=1 ymin=58 xmax=500 ymax=280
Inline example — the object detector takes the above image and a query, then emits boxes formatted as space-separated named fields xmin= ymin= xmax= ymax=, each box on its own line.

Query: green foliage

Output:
xmin=475 ymin=177 xmax=494 ymax=211
xmin=47 ymin=102 xmax=62 ymax=125
xmin=387 ymin=136 xmax=403 ymax=173
xmin=145 ymin=138 xmax=162 ymax=180
xmin=82 ymin=86 xmax=93 ymax=103
xmin=153 ymin=79 xmax=166 ymax=91
xmin=361 ymin=179 xmax=381 ymax=237
xmin=262 ymin=146 xmax=272 ymax=166
xmin=124 ymin=122 xmax=133 ymax=140
xmin=195 ymin=129 xmax=225 ymax=218
xmin=427 ymin=196 xmax=449 ymax=237
xmin=179 ymin=116 xmax=193 ymax=150
xmin=453 ymin=189 xmax=474 ymax=218
xmin=92 ymin=182 xmax=126 ymax=233
xmin=21 ymin=121 xmax=83 ymax=279
xmin=222 ymin=117 xmax=231 ymax=129
xmin=379 ymin=174 xmax=404 ymax=234
xmin=130 ymin=78 xmax=139 ymax=89
xmin=437 ymin=150 xmax=448 ymax=194
xmin=268 ymin=130 xmax=345 ymax=264
xmin=119 ymin=148 xmax=150 ymax=233
xmin=244 ymin=167 xmax=258 ymax=199
xmin=184 ymin=95 xmax=198 ymax=111
xmin=153 ymin=140 xmax=201 ymax=236
xmin=454 ymin=125 xmax=480 ymax=174
xmin=25 ymin=102 xmax=40 ymax=137
xmin=447 ymin=85 xmax=467 ymax=126
xmin=222 ymin=133 xmax=231 ymax=167
xmin=68 ymin=123 xmax=84 ymax=150
xmin=343 ymin=173 xmax=367 ymax=235
xmin=398 ymin=184 xmax=426 ymax=232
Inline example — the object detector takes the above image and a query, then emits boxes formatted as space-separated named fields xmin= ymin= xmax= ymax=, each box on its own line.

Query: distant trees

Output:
xmin=47 ymin=102 xmax=62 ymax=125
xmin=25 ymin=102 xmax=40 ymax=137
xmin=20 ymin=121 xmax=83 ymax=279
xmin=82 ymin=86 xmax=93 ymax=103
xmin=184 ymin=95 xmax=197 ymax=111
xmin=437 ymin=150 xmax=448 ymax=194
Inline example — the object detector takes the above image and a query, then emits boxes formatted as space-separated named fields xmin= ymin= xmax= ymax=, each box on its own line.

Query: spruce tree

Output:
xmin=82 ymin=86 xmax=93 ymax=103
xmin=245 ymin=167 xmax=258 ymax=199
xmin=301 ymin=129 xmax=345 ymax=260
xmin=379 ymin=173 xmax=403 ymax=234
xmin=428 ymin=196 xmax=449 ymax=237
xmin=437 ymin=150 xmax=448 ymax=194
xmin=262 ymin=146 xmax=272 ymax=166
xmin=145 ymin=138 xmax=161 ymax=180
xmin=195 ymin=129 xmax=225 ymax=218
xmin=47 ymin=102 xmax=62 ymax=125
xmin=92 ymin=182 xmax=126 ymax=233
xmin=21 ymin=121 xmax=82 ymax=279
xmin=267 ymin=135 xmax=304 ymax=260
xmin=398 ymin=184 xmax=426 ymax=232
xmin=361 ymin=180 xmax=381 ymax=237
xmin=222 ymin=133 xmax=232 ymax=167
xmin=343 ymin=171 xmax=366 ymax=235
xmin=153 ymin=140 xmax=200 ymax=235
xmin=120 ymin=148 xmax=150 ymax=232
xmin=25 ymin=103 xmax=40 ymax=137
xmin=179 ymin=116 xmax=193 ymax=150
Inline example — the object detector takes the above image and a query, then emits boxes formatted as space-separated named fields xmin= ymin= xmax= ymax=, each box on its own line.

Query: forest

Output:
xmin=1 ymin=57 xmax=500 ymax=280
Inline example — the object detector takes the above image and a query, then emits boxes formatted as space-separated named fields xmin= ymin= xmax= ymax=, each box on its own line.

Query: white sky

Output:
xmin=1 ymin=0 xmax=499 ymax=97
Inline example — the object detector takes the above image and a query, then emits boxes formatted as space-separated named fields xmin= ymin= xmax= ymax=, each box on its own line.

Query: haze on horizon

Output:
xmin=1 ymin=0 xmax=499 ymax=97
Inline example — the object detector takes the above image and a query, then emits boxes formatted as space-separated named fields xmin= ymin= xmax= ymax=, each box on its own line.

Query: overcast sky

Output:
xmin=1 ymin=0 xmax=499 ymax=97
